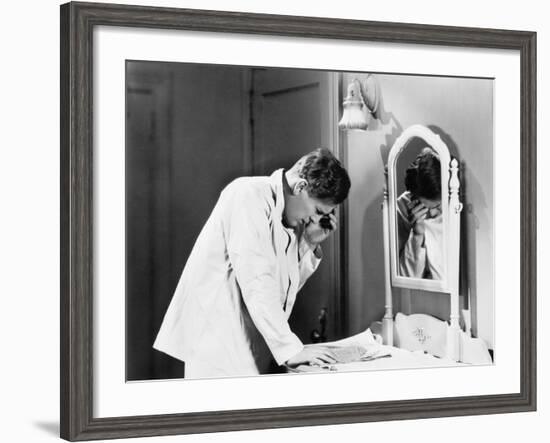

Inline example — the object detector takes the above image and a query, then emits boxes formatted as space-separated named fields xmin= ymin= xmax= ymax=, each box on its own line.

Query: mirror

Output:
xmin=395 ymin=143 xmax=444 ymax=280
xmin=385 ymin=125 xmax=461 ymax=293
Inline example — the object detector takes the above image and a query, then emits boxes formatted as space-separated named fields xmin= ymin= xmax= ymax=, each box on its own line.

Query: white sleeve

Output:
xmin=399 ymin=230 xmax=427 ymax=278
xmin=396 ymin=192 xmax=427 ymax=277
xmin=224 ymin=186 xmax=303 ymax=365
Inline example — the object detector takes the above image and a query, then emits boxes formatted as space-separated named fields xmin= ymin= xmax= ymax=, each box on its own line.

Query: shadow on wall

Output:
xmin=428 ymin=125 xmax=491 ymax=337
xmin=373 ymin=90 xmax=405 ymax=166
xmin=459 ymin=162 xmax=491 ymax=338
xmin=360 ymin=195 xmax=385 ymax=328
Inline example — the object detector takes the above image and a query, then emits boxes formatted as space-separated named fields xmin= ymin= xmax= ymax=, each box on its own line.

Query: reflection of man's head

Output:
xmin=405 ymin=147 xmax=441 ymax=218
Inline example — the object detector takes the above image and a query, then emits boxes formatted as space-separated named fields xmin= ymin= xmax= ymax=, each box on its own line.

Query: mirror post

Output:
xmin=382 ymin=167 xmax=394 ymax=345
xmin=446 ymin=158 xmax=464 ymax=361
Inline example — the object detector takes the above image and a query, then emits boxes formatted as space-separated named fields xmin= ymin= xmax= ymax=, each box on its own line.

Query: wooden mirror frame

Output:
xmin=382 ymin=125 xmax=463 ymax=359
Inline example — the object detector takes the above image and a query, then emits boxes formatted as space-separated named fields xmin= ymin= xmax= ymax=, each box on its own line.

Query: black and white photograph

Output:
xmin=55 ymin=2 xmax=537 ymax=441
xmin=125 ymin=61 xmax=495 ymax=381
xmin=2 ymin=0 xmax=545 ymax=440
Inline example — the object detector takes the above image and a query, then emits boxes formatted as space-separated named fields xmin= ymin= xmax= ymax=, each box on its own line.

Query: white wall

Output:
xmin=345 ymin=73 xmax=495 ymax=348
xmin=1 ymin=1 xmax=546 ymax=443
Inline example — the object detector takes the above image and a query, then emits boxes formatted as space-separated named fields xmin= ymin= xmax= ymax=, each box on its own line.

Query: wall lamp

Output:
xmin=338 ymin=74 xmax=379 ymax=131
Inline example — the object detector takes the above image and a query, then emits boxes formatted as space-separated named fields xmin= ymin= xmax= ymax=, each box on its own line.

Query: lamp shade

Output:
xmin=338 ymin=79 xmax=369 ymax=130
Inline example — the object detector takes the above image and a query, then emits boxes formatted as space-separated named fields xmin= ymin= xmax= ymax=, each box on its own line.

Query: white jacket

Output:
xmin=153 ymin=169 xmax=321 ymax=378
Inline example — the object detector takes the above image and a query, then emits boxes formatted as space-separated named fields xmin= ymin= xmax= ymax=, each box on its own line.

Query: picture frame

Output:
xmin=60 ymin=1 xmax=536 ymax=441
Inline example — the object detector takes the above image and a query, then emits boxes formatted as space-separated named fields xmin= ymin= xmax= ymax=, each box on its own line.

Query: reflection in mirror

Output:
xmin=395 ymin=145 xmax=443 ymax=280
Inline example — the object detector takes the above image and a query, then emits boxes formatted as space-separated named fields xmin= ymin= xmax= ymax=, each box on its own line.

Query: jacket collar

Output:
xmin=270 ymin=168 xmax=304 ymax=237
xmin=269 ymin=168 xmax=287 ymax=226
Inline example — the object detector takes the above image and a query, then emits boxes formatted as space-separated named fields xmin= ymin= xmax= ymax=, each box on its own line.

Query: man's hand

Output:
xmin=408 ymin=200 xmax=429 ymax=236
xmin=286 ymin=346 xmax=338 ymax=368
xmin=303 ymin=212 xmax=337 ymax=246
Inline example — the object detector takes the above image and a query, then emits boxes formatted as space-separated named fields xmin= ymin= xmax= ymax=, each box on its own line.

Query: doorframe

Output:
xmin=328 ymin=72 xmax=349 ymax=339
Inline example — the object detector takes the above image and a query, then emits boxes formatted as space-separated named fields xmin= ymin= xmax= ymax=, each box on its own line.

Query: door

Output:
xmin=126 ymin=62 xmax=251 ymax=380
xmin=251 ymin=68 xmax=344 ymax=342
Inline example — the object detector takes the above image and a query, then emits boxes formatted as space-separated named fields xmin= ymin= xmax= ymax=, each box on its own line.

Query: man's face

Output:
xmin=283 ymin=186 xmax=336 ymax=229
xmin=417 ymin=196 xmax=442 ymax=219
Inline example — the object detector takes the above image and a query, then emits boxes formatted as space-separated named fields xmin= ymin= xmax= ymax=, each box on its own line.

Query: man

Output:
xmin=153 ymin=148 xmax=351 ymax=378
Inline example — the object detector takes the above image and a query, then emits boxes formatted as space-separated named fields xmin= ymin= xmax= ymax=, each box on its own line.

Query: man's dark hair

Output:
xmin=297 ymin=148 xmax=351 ymax=204
xmin=404 ymin=147 xmax=441 ymax=201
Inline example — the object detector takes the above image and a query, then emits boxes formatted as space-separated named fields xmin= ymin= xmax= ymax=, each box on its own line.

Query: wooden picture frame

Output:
xmin=60 ymin=1 xmax=536 ymax=440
